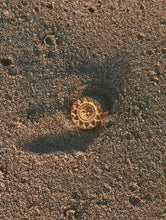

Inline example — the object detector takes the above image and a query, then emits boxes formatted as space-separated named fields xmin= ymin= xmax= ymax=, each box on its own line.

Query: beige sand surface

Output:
xmin=0 ymin=0 xmax=165 ymax=219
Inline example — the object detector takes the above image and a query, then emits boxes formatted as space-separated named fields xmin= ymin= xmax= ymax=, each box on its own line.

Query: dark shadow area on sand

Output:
xmin=20 ymin=126 xmax=104 ymax=154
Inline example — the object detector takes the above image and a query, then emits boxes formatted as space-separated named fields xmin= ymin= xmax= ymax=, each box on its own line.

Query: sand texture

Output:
xmin=0 ymin=0 xmax=166 ymax=219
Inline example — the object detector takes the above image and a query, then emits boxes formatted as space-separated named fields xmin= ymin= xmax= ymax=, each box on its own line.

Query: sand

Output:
xmin=0 ymin=0 xmax=165 ymax=219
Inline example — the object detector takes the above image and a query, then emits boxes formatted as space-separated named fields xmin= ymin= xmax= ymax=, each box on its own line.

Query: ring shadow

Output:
xmin=20 ymin=126 xmax=104 ymax=154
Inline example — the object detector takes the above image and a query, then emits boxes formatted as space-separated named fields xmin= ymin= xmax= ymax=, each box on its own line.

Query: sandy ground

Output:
xmin=0 ymin=0 xmax=166 ymax=219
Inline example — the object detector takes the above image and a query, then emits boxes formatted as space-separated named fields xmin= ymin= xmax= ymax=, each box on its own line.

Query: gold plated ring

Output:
xmin=71 ymin=97 xmax=103 ymax=129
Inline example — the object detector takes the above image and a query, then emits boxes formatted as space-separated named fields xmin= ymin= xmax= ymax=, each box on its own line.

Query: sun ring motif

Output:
xmin=71 ymin=97 xmax=104 ymax=129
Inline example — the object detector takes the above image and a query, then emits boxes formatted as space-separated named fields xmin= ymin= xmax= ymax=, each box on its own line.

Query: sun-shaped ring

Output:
xmin=71 ymin=97 xmax=103 ymax=129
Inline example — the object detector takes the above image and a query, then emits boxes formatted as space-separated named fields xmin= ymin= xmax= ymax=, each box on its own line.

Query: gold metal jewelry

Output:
xmin=71 ymin=97 xmax=103 ymax=129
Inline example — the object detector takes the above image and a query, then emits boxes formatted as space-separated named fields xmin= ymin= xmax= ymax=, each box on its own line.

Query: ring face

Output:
xmin=78 ymin=103 xmax=95 ymax=121
xmin=71 ymin=97 xmax=103 ymax=129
